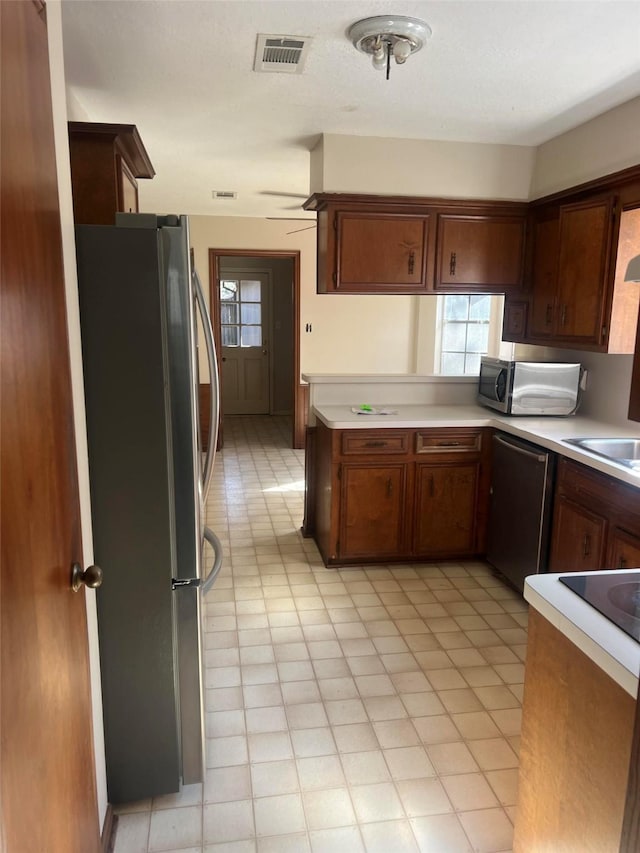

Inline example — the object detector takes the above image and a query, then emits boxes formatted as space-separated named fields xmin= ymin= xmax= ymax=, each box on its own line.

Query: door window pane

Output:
xmin=241 ymin=326 xmax=262 ymax=347
xmin=240 ymin=280 xmax=261 ymax=302
xmin=222 ymin=325 xmax=239 ymax=347
xmin=221 ymin=276 xmax=265 ymax=349
xmin=220 ymin=280 xmax=238 ymax=301
xmin=241 ymin=303 xmax=261 ymax=325
xmin=221 ymin=303 xmax=238 ymax=325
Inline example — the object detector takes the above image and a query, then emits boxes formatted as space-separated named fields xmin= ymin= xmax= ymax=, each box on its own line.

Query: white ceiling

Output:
xmin=61 ymin=1 xmax=640 ymax=219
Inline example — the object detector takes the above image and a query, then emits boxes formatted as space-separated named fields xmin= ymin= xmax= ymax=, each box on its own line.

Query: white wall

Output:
xmin=531 ymin=97 xmax=640 ymax=198
xmin=311 ymin=133 xmax=536 ymax=200
xmin=47 ymin=1 xmax=108 ymax=827
xmin=188 ymin=215 xmax=418 ymax=377
xmin=516 ymin=344 xmax=635 ymax=427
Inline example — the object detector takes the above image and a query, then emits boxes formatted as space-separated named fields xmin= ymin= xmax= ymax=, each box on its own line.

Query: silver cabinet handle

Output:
xmin=71 ymin=562 xmax=103 ymax=592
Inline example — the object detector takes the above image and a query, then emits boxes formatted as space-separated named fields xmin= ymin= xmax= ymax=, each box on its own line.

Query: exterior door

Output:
xmin=220 ymin=272 xmax=270 ymax=414
xmin=1 ymin=3 xmax=100 ymax=850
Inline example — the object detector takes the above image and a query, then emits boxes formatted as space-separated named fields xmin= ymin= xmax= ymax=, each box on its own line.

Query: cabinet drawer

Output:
xmin=341 ymin=431 xmax=410 ymax=455
xmin=416 ymin=430 xmax=481 ymax=454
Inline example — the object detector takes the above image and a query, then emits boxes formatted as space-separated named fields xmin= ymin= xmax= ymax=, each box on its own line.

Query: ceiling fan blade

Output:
xmin=260 ymin=190 xmax=309 ymax=199
xmin=286 ymin=225 xmax=317 ymax=235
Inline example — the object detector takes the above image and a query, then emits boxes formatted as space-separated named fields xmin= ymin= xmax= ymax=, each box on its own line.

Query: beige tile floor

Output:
xmin=114 ymin=415 xmax=528 ymax=853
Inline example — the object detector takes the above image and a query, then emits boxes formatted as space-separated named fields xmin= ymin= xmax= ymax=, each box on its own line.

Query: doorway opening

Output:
xmin=208 ymin=249 xmax=302 ymax=449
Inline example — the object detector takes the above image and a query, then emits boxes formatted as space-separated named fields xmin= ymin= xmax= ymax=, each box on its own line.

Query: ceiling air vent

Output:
xmin=211 ymin=190 xmax=237 ymax=200
xmin=254 ymin=34 xmax=311 ymax=74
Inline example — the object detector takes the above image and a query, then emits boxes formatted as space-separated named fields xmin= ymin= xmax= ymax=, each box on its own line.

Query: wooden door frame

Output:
xmin=209 ymin=249 xmax=304 ymax=448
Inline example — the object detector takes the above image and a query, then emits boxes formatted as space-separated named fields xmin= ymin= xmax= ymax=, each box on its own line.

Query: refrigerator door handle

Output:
xmin=201 ymin=525 xmax=223 ymax=595
xmin=193 ymin=268 xmax=219 ymax=504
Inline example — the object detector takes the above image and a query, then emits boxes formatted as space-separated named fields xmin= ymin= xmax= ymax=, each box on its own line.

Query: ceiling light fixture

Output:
xmin=348 ymin=15 xmax=431 ymax=80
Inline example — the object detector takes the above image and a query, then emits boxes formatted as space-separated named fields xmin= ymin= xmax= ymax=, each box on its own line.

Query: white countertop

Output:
xmin=311 ymin=403 xmax=640 ymax=488
xmin=525 ymin=572 xmax=640 ymax=697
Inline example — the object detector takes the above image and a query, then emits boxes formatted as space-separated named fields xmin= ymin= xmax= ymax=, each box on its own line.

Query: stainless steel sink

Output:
xmin=563 ymin=437 xmax=640 ymax=468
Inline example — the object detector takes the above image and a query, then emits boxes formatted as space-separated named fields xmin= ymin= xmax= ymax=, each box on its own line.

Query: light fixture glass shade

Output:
xmin=392 ymin=39 xmax=412 ymax=63
xmin=372 ymin=44 xmax=387 ymax=70
xmin=348 ymin=16 xmax=431 ymax=66
xmin=625 ymin=254 xmax=640 ymax=282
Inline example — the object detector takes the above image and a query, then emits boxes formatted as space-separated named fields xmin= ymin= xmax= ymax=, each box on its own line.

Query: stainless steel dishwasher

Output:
xmin=486 ymin=432 xmax=556 ymax=594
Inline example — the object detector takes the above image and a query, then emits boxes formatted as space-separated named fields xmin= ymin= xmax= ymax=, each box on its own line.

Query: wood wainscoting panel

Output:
xmin=294 ymin=383 xmax=309 ymax=449
xmin=514 ymin=609 xmax=634 ymax=852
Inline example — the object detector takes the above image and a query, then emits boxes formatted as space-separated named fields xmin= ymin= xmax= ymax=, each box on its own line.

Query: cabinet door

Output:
xmin=435 ymin=214 xmax=525 ymax=291
xmin=554 ymin=197 xmax=614 ymax=344
xmin=118 ymin=155 xmax=139 ymax=214
xmin=339 ymin=463 xmax=408 ymax=558
xmin=606 ymin=528 xmax=640 ymax=571
xmin=549 ymin=495 xmax=607 ymax=572
xmin=502 ymin=299 xmax=528 ymax=341
xmin=413 ymin=462 xmax=478 ymax=556
xmin=528 ymin=214 xmax=559 ymax=339
xmin=335 ymin=212 xmax=430 ymax=292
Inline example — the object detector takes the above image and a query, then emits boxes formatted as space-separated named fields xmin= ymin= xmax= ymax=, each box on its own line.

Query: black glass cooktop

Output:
xmin=560 ymin=571 xmax=640 ymax=643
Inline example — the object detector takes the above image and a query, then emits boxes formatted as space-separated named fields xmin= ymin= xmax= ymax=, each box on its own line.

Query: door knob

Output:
xmin=71 ymin=562 xmax=103 ymax=592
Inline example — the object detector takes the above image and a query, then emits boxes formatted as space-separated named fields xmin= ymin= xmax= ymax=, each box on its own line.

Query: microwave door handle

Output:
xmin=193 ymin=267 xmax=219 ymax=504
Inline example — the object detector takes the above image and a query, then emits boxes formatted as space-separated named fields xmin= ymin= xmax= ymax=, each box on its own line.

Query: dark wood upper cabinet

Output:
xmin=554 ymin=196 xmax=613 ymax=344
xmin=68 ymin=121 xmax=155 ymax=225
xmin=528 ymin=211 xmax=560 ymax=339
xmin=506 ymin=166 xmax=640 ymax=354
xmin=335 ymin=211 xmax=431 ymax=292
xmin=525 ymin=195 xmax=613 ymax=347
xmin=304 ymin=193 xmax=527 ymax=295
xmin=434 ymin=213 xmax=526 ymax=292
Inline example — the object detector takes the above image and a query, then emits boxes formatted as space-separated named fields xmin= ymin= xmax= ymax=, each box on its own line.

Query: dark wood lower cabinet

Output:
xmin=413 ymin=462 xmax=479 ymax=557
xmin=548 ymin=495 xmax=607 ymax=572
xmin=549 ymin=458 xmax=640 ymax=573
xmin=607 ymin=527 xmax=640 ymax=571
xmin=309 ymin=423 xmax=488 ymax=566
xmin=339 ymin=463 xmax=408 ymax=559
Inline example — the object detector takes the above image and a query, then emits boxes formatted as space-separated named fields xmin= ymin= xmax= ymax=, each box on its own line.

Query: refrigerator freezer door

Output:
xmin=75 ymin=224 xmax=181 ymax=802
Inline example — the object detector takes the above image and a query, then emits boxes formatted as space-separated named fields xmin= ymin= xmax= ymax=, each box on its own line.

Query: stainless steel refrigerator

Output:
xmin=75 ymin=214 xmax=221 ymax=804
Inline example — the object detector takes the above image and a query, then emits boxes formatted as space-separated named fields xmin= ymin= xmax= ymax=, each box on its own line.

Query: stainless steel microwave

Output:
xmin=478 ymin=357 xmax=582 ymax=416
